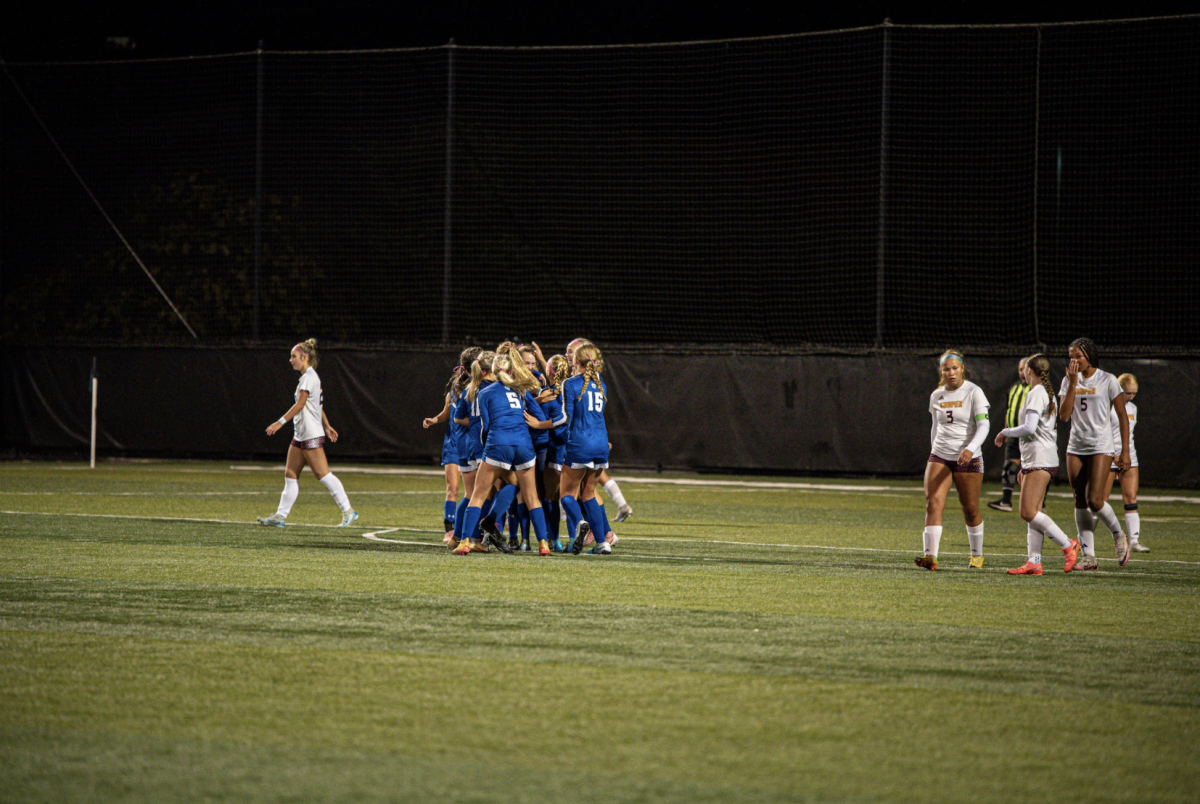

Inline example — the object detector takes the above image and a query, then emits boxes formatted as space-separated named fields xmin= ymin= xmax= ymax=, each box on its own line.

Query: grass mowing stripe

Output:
xmin=3 ymin=630 xmax=1198 ymax=804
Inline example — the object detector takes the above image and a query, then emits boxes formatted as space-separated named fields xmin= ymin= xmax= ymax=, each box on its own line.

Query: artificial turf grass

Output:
xmin=2 ymin=462 xmax=1199 ymax=803
xmin=3 ymin=629 xmax=1199 ymax=804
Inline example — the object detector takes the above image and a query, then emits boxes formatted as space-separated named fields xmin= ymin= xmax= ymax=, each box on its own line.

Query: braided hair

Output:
xmin=574 ymin=343 xmax=605 ymax=400
xmin=1069 ymin=337 xmax=1100 ymax=370
xmin=1026 ymin=353 xmax=1057 ymax=417
xmin=546 ymin=355 xmax=570 ymax=398
xmin=467 ymin=351 xmax=495 ymax=402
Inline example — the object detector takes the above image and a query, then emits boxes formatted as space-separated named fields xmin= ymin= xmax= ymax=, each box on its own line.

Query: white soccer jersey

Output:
xmin=1110 ymin=400 xmax=1138 ymax=467
xmin=1018 ymin=384 xmax=1060 ymax=468
xmin=929 ymin=380 xmax=990 ymax=461
xmin=1059 ymin=369 xmax=1122 ymax=455
xmin=293 ymin=367 xmax=325 ymax=442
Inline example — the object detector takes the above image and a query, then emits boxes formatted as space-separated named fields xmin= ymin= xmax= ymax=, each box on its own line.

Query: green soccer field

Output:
xmin=1 ymin=460 xmax=1198 ymax=803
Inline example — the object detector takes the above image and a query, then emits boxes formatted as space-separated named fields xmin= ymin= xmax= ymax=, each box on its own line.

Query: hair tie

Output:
xmin=454 ymin=365 xmax=465 ymax=372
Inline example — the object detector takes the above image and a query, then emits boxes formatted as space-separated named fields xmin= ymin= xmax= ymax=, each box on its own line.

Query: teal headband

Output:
xmin=940 ymin=354 xmax=963 ymax=365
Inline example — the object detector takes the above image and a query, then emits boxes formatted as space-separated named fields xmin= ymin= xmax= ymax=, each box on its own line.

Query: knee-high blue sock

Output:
xmin=508 ymin=499 xmax=520 ymax=540
xmin=547 ymin=499 xmax=560 ymax=540
xmin=480 ymin=495 xmax=495 ymax=522
xmin=460 ymin=505 xmax=482 ymax=544
xmin=453 ymin=497 xmax=471 ymax=540
xmin=530 ymin=506 xmax=547 ymax=542
xmin=444 ymin=500 xmax=456 ymax=523
xmin=598 ymin=501 xmax=612 ymax=537
xmin=517 ymin=503 xmax=530 ymax=540
xmin=561 ymin=495 xmax=583 ymax=544
xmin=583 ymin=498 xmax=607 ymax=544
xmin=485 ymin=485 xmax=518 ymax=526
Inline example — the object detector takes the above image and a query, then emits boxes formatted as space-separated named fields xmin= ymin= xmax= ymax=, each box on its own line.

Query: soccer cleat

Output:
xmin=1075 ymin=554 xmax=1099 ymax=571
xmin=447 ymin=537 xmax=461 ymax=551
xmin=508 ymin=536 xmax=521 ymax=552
xmin=986 ymin=500 xmax=1012 ymax=512
xmin=968 ymin=555 xmax=984 ymax=569
xmin=914 ymin=554 xmax=938 ymax=571
xmin=1063 ymin=539 xmax=1080 ymax=573
xmin=607 ymin=532 xmax=620 ymax=546
xmin=453 ymin=539 xmax=472 ymax=555
xmin=614 ymin=504 xmax=634 ymax=522
xmin=571 ymin=521 xmax=590 ymax=555
xmin=469 ymin=540 xmax=491 ymax=553
xmin=548 ymin=538 xmax=563 ymax=553
xmin=1130 ymin=540 xmax=1151 ymax=553
xmin=583 ymin=530 xmax=596 ymax=546
xmin=1114 ymin=532 xmax=1131 ymax=566
xmin=480 ymin=518 xmax=503 ymax=544
xmin=337 ymin=510 xmax=359 ymax=528
xmin=443 ymin=530 xmax=455 ymax=545
xmin=520 ymin=539 xmax=531 ymax=552
xmin=589 ymin=542 xmax=612 ymax=555
xmin=538 ymin=539 xmax=551 ymax=556
xmin=484 ymin=530 xmax=512 ymax=554
xmin=1007 ymin=560 xmax=1043 ymax=576
xmin=257 ymin=515 xmax=286 ymax=527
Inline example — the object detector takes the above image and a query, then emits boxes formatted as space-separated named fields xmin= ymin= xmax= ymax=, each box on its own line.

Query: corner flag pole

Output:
xmin=90 ymin=357 xmax=98 ymax=469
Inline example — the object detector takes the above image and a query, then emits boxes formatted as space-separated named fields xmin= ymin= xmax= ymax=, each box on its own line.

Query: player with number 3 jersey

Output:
xmin=916 ymin=349 xmax=990 ymax=571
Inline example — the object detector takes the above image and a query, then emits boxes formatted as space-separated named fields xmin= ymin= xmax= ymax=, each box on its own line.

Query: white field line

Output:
xmin=225 ymin=465 xmax=1200 ymax=504
xmin=1 ymin=509 xmax=1197 ymax=567
xmin=0 ymin=490 xmax=440 ymax=497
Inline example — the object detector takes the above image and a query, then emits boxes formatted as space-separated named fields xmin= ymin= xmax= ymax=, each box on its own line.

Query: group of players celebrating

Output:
xmin=920 ymin=337 xmax=1148 ymax=576
xmin=422 ymin=338 xmax=630 ymax=556
xmin=256 ymin=335 xmax=1148 ymax=575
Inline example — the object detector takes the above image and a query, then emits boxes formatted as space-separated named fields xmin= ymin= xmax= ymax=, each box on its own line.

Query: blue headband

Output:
xmin=940 ymin=354 xmax=963 ymax=365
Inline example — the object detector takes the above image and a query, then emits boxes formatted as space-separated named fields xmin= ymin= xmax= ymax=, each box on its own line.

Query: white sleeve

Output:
xmin=1002 ymin=409 xmax=1040 ymax=439
xmin=965 ymin=418 xmax=990 ymax=454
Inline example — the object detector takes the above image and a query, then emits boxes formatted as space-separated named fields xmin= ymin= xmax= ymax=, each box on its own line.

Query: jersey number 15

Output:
xmin=586 ymin=391 xmax=605 ymax=413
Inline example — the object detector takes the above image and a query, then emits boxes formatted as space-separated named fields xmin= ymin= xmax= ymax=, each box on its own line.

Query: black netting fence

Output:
xmin=3 ymin=18 xmax=1198 ymax=352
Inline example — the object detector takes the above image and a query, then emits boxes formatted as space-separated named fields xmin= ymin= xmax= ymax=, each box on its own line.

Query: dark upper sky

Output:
xmin=3 ymin=1 xmax=1198 ymax=59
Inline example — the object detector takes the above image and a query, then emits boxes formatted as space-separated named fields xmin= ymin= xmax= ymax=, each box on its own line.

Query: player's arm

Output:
xmin=1113 ymin=392 xmax=1131 ymax=471
xmin=1059 ymin=361 xmax=1079 ymax=422
xmin=961 ymin=413 xmax=989 ymax=464
xmin=423 ymin=395 xmax=452 ymax=429
xmin=266 ymin=390 xmax=307 ymax=436
xmin=321 ymin=408 xmax=339 ymax=443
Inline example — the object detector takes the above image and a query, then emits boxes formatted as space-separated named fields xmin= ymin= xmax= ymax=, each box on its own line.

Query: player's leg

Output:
xmin=258 ymin=445 xmax=306 ymax=526
xmin=514 ymin=465 xmax=551 ymax=554
xmin=952 ymin=468 xmax=984 ymax=568
xmin=579 ymin=469 xmax=610 ymax=554
xmin=599 ymin=468 xmax=633 ymax=522
xmin=456 ymin=462 xmax=499 ymax=553
xmin=918 ymin=460 xmax=953 ymax=569
xmin=1085 ymin=454 xmax=1128 ymax=564
xmin=560 ymin=466 xmax=587 ymax=553
xmin=306 ymin=447 xmax=356 ymax=525
xmin=1121 ymin=467 xmax=1148 ymax=552
xmin=1067 ymin=454 xmax=1097 ymax=567
xmin=1009 ymin=470 xmax=1076 ymax=574
xmin=443 ymin=462 xmax=462 ymax=534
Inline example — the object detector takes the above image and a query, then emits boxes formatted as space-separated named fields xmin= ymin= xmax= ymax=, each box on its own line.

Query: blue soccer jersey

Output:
xmin=540 ymin=394 xmax=567 ymax=449
xmin=526 ymin=392 xmax=550 ymax=451
xmin=556 ymin=375 xmax=609 ymax=466
xmin=478 ymin=382 xmax=535 ymax=450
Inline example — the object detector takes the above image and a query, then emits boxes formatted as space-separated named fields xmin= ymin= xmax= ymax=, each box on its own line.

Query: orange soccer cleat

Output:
xmin=1007 ymin=560 xmax=1043 ymax=576
xmin=1063 ymin=539 xmax=1080 ymax=573
xmin=914 ymin=555 xmax=938 ymax=571
xmin=538 ymin=539 xmax=551 ymax=556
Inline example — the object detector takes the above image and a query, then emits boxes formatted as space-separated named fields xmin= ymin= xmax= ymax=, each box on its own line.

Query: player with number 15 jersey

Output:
xmin=557 ymin=371 xmax=609 ymax=470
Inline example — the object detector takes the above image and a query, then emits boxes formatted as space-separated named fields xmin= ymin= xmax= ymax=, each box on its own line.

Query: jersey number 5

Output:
xmin=506 ymin=391 xmax=522 ymax=409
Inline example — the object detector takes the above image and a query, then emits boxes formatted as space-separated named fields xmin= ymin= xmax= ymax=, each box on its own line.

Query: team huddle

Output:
xmin=257 ymin=338 xmax=631 ymax=557
xmin=920 ymin=337 xmax=1148 ymax=575
xmin=255 ymin=335 xmax=1148 ymax=572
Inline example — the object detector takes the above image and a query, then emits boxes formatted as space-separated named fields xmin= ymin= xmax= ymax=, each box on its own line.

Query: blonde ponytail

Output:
xmin=467 ymin=351 xmax=495 ymax=402
xmin=294 ymin=338 xmax=319 ymax=369
xmin=492 ymin=351 xmax=540 ymax=395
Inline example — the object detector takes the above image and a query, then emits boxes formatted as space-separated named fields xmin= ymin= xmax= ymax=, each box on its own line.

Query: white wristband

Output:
xmin=278 ymin=416 xmax=288 ymax=426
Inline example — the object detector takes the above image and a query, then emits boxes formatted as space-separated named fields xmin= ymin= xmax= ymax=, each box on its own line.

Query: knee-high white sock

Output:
xmin=1075 ymin=508 xmax=1096 ymax=556
xmin=967 ymin=523 xmax=984 ymax=557
xmin=276 ymin=478 xmax=299 ymax=518
xmin=1125 ymin=510 xmax=1141 ymax=543
xmin=923 ymin=526 xmax=943 ymax=558
xmin=602 ymin=479 xmax=627 ymax=509
xmin=320 ymin=473 xmax=352 ymax=513
xmin=1032 ymin=512 xmax=1071 ymax=549
xmin=1026 ymin=524 xmax=1044 ymax=562
xmin=1092 ymin=502 xmax=1124 ymax=537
